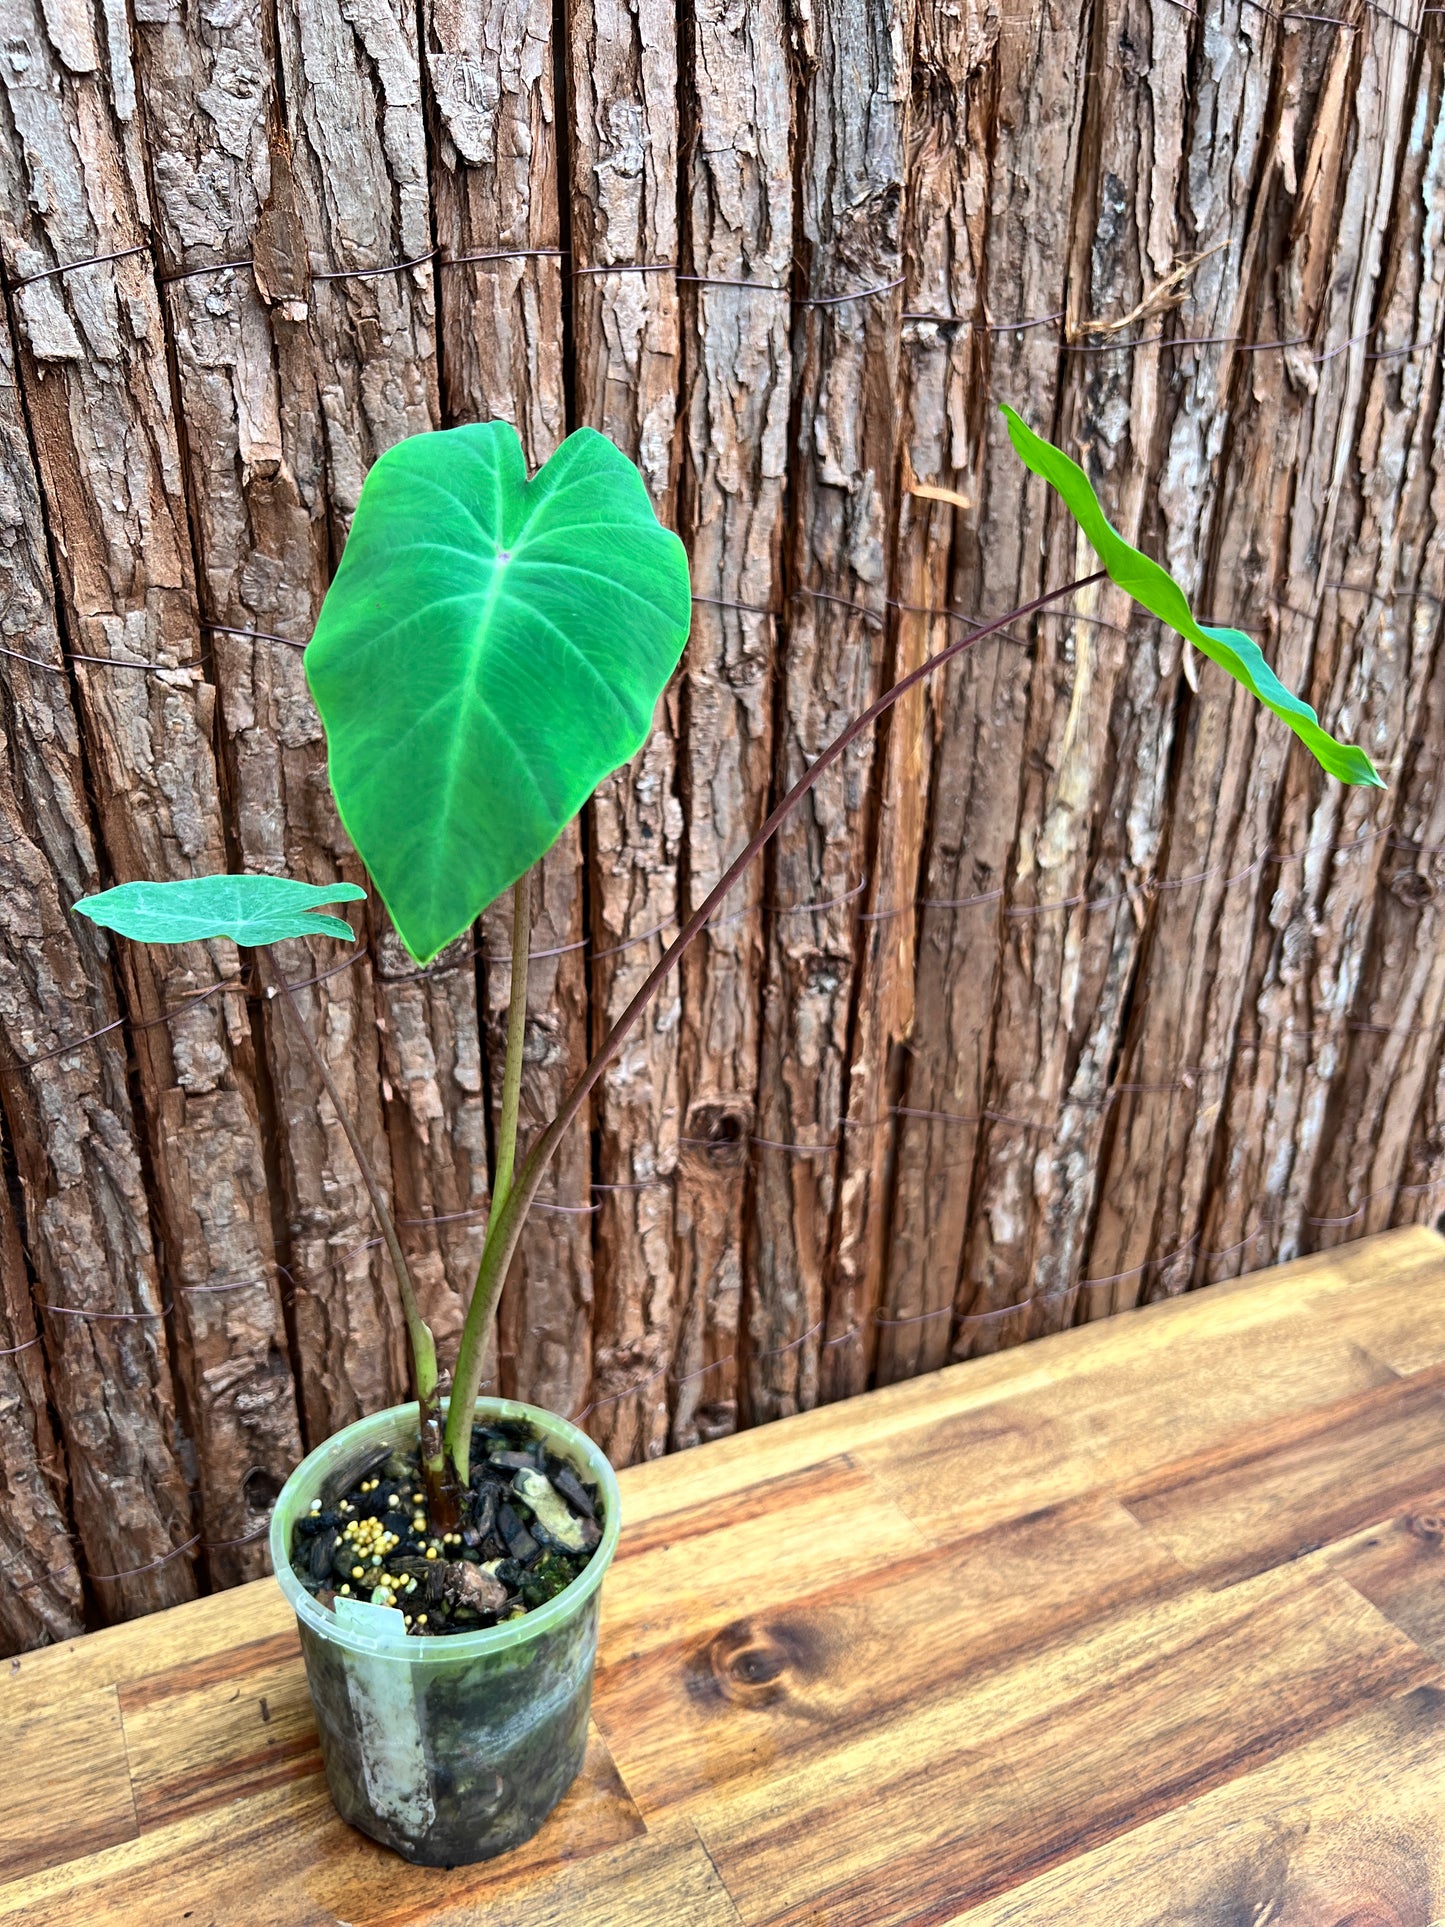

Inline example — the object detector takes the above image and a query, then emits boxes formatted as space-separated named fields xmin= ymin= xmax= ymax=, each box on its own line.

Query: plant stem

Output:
xmin=442 ymin=567 xmax=1108 ymax=1482
xmin=492 ymin=868 xmax=532 ymax=1219
xmin=260 ymin=943 xmax=452 ymax=1518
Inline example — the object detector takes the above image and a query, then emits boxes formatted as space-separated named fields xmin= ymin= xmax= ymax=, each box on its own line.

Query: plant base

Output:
xmin=270 ymin=1397 xmax=620 ymax=1865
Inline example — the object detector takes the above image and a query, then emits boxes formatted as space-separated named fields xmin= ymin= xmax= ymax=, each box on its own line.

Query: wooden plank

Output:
xmin=952 ymin=1684 xmax=1445 ymax=1925
xmin=853 ymin=1284 xmax=1403 ymax=1545
xmin=0 ymin=1684 xmax=135 ymax=1880
xmin=594 ymin=1496 xmax=1183 ymax=1815
xmin=118 ymin=1629 xmax=317 ymax=1830
xmin=1124 ymin=1368 xmax=1445 ymax=1588
xmin=600 ymin=1454 xmax=923 ymax=1663
xmin=1327 ymin=1500 xmax=1445 ymax=1668
xmin=626 ymin=1226 xmax=1445 ymax=1529
xmin=565 ymin=0 xmax=683 ymax=1463
xmin=3 ymin=1234 xmax=1445 ymax=1919
xmin=408 ymin=1817 xmax=744 ymax=1927
xmin=0 ymin=1731 xmax=642 ymax=1926
xmin=694 ymin=1569 xmax=1433 ymax=1924
xmin=670 ymin=0 xmax=792 ymax=1450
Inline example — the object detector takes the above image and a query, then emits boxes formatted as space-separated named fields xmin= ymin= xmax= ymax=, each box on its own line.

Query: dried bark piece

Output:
xmin=486 ymin=843 xmax=594 ymax=1419
xmin=130 ymin=0 xmax=487 ymax=1440
xmin=442 ymin=1561 xmax=508 ymax=1615
xmin=0 ymin=1114 xmax=83 ymax=1651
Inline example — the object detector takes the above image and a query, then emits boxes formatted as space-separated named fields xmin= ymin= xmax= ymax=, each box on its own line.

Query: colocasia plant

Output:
xmin=76 ymin=408 xmax=1382 ymax=1523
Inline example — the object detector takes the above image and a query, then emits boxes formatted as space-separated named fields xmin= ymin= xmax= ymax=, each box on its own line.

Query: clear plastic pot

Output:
xmin=270 ymin=1396 xmax=621 ymax=1866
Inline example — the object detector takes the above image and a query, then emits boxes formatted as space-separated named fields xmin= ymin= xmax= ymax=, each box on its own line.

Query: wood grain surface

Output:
xmin=5 ymin=1225 xmax=1445 ymax=1923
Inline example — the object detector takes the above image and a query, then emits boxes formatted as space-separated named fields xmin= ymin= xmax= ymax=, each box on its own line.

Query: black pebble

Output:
xmin=551 ymin=1464 xmax=598 ymax=1521
xmin=467 ymin=1487 xmax=498 ymax=1543
xmin=498 ymin=1503 xmax=539 ymax=1563
xmin=308 ymin=1527 xmax=339 ymax=1582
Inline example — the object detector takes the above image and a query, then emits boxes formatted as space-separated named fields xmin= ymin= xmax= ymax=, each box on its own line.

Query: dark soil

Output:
xmin=288 ymin=1418 xmax=603 ymax=1636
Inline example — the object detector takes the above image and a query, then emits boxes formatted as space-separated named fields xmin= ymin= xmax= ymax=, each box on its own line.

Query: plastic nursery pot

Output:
xmin=270 ymin=1396 xmax=621 ymax=1866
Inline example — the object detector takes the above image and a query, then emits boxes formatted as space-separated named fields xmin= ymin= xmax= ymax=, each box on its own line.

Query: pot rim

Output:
xmin=269 ymin=1394 xmax=621 ymax=1662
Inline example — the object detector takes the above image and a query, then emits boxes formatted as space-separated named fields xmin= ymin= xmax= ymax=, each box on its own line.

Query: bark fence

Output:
xmin=0 ymin=0 xmax=1441 ymax=1649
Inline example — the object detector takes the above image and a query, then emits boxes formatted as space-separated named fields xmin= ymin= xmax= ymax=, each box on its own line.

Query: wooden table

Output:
xmin=7 ymin=1226 xmax=1445 ymax=1924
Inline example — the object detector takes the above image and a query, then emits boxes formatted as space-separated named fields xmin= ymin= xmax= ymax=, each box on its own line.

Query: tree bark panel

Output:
xmin=0 ymin=0 xmax=297 ymax=1594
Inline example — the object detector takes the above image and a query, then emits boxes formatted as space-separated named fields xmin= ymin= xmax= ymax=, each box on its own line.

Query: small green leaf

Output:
xmin=305 ymin=422 xmax=692 ymax=965
xmin=1000 ymin=405 xmax=1384 ymax=788
xmin=74 ymin=875 xmax=367 ymax=947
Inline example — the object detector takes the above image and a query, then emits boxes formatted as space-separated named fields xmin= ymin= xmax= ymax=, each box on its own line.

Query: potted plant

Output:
xmin=74 ymin=408 xmax=1380 ymax=1866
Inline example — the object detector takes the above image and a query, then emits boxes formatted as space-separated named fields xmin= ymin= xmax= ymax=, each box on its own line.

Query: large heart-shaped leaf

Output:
xmin=1001 ymin=405 xmax=1384 ymax=788
xmin=74 ymin=875 xmax=366 ymax=946
xmin=305 ymin=423 xmax=692 ymax=964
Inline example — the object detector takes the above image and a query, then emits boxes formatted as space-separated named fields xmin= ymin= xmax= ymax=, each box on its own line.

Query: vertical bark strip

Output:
xmin=822 ymin=0 xmax=992 ymax=1399
xmin=874 ymin=0 xmax=1092 ymax=1382
xmin=1083 ymin=0 xmax=1290 ymax=1305
xmin=746 ymin=0 xmax=913 ymax=1424
xmin=954 ymin=0 xmax=1190 ymax=1345
xmin=0 ymin=313 xmax=141 ymax=1639
xmin=0 ymin=0 xmax=298 ymax=1584
xmin=1187 ymin=2 xmax=1426 ymax=1281
xmin=423 ymin=0 xmax=592 ymax=1420
xmin=1291 ymin=19 xmax=1445 ymax=1249
xmin=425 ymin=0 xmax=566 ymax=451
xmin=671 ymin=0 xmax=793 ymax=1448
xmin=566 ymin=0 xmax=682 ymax=1462
xmin=0 ymin=1119 xmax=82 ymax=1651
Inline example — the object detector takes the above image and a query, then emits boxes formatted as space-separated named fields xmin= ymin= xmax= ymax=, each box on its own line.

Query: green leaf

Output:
xmin=305 ymin=422 xmax=692 ymax=964
xmin=1000 ymin=405 xmax=1384 ymax=789
xmin=74 ymin=875 xmax=367 ymax=947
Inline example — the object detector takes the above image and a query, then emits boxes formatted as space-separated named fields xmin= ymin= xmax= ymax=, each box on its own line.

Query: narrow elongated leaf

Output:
xmin=305 ymin=422 xmax=693 ymax=964
xmin=74 ymin=875 xmax=366 ymax=947
xmin=1001 ymin=405 xmax=1384 ymax=788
